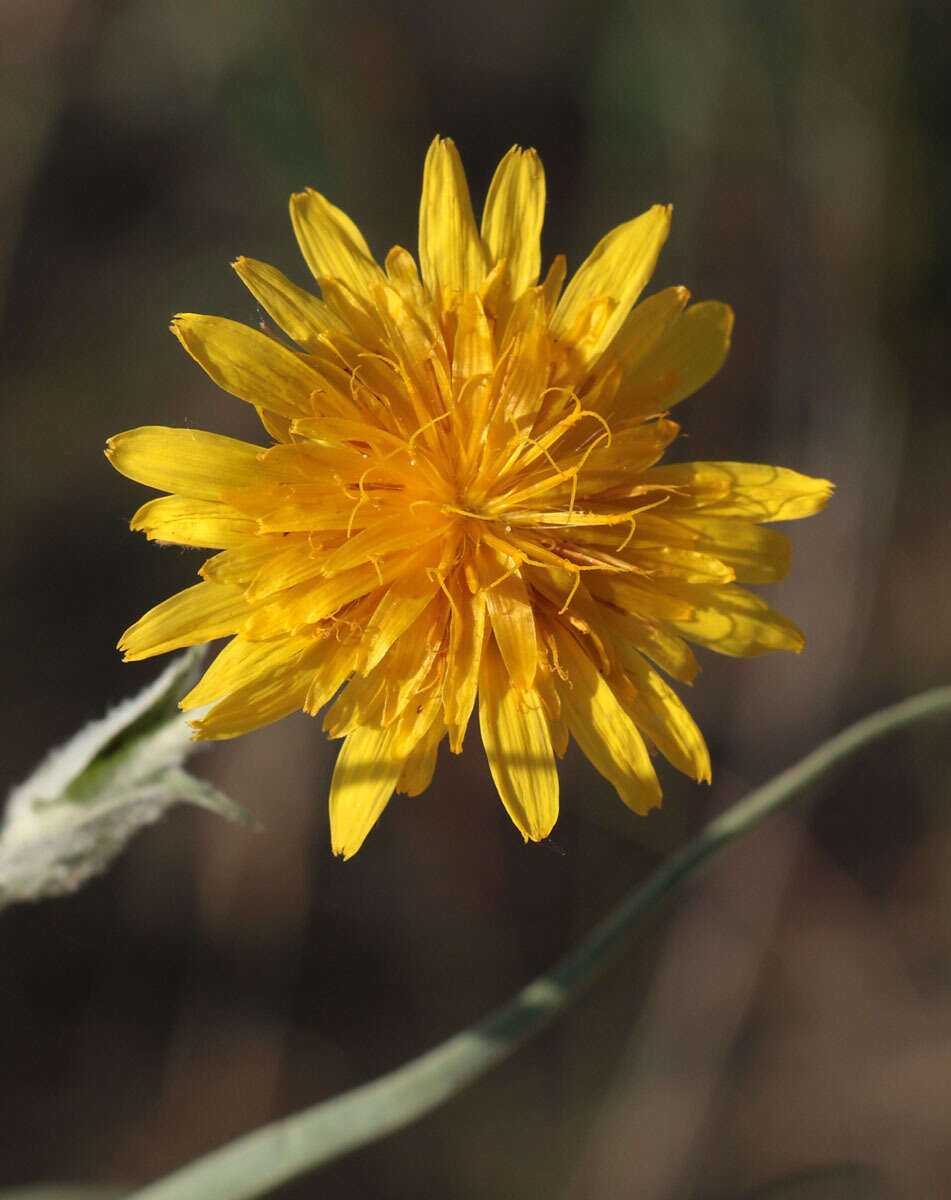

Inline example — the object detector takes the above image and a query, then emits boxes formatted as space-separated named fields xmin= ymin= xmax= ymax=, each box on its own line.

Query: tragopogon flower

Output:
xmin=107 ymin=137 xmax=832 ymax=857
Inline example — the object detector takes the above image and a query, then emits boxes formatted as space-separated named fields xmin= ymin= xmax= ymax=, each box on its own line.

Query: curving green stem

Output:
xmin=127 ymin=685 xmax=951 ymax=1200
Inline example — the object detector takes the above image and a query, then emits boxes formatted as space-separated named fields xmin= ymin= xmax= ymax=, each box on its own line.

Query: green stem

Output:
xmin=128 ymin=685 xmax=951 ymax=1200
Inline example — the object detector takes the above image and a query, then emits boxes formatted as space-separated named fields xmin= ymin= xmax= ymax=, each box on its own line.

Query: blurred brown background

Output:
xmin=1 ymin=0 xmax=950 ymax=1196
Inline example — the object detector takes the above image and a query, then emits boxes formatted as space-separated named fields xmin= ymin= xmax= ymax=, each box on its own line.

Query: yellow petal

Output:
xmin=323 ymin=667 xmax=387 ymax=739
xmin=181 ymin=633 xmax=310 ymax=709
xmin=290 ymin=415 xmax=406 ymax=454
xmin=232 ymin=257 xmax=345 ymax=350
xmin=185 ymin=633 xmax=319 ymax=739
xmin=671 ymin=584 xmax=804 ymax=656
xmin=256 ymin=406 xmax=294 ymax=444
xmin=490 ymin=292 xmax=550 ymax=427
xmin=554 ymin=627 xmax=661 ymax=815
xmin=645 ymin=461 xmax=834 ymax=522
xmin=190 ymin=664 xmax=312 ymax=740
xmin=329 ymin=725 xmax=405 ymax=858
xmin=642 ymin=514 xmax=791 ymax=584
xmin=318 ymin=276 xmax=388 ymax=346
xmin=551 ymin=296 xmax=617 ymax=386
xmin=118 ymin=582 xmax=249 ymax=661
xmin=589 ymin=573 xmax=696 ymax=623
xmin=376 ymin=594 xmax=449 ymax=724
xmin=358 ymin=579 xmax=441 ymax=672
xmin=201 ymin=536 xmax=324 ymax=601
xmin=475 ymin=542 xmax=538 ymax=691
xmin=626 ymin=545 xmax=736 ymax=585
xmin=199 ymin=535 xmax=301 ymax=586
xmin=444 ymin=576 xmax=487 ymax=753
xmin=607 ymin=286 xmax=689 ymax=369
xmin=130 ymin=495 xmax=256 ymax=548
xmin=108 ymin=427 xmax=274 ymax=501
xmin=622 ymin=652 xmax=710 ymax=782
xmin=600 ymin=607 xmax=700 ymax=685
xmin=480 ymin=146 xmax=545 ymax=296
xmin=452 ymin=293 xmax=494 ymax=388
xmin=575 ymin=418 xmax=680 ymax=492
xmin=418 ymin=136 xmax=488 ymax=302
xmin=478 ymin=642 xmax=558 ymax=841
xmin=384 ymin=245 xmax=429 ymax=311
xmin=396 ymin=718 xmax=445 ymax=796
xmin=486 ymin=579 xmax=538 ymax=692
xmin=244 ymin=494 xmax=373 ymax=535
xmin=289 ymin=188 xmax=385 ymax=298
xmin=172 ymin=315 xmax=320 ymax=418
xmin=551 ymin=204 xmax=671 ymax=368
xmin=320 ymin=513 xmax=450 ymax=579
xmin=391 ymin=673 xmax=445 ymax=756
xmin=372 ymin=282 xmax=441 ymax=414
xmin=304 ymin=634 xmax=361 ymax=716
xmin=616 ymin=301 xmax=733 ymax=416
xmin=242 ymin=561 xmax=387 ymax=637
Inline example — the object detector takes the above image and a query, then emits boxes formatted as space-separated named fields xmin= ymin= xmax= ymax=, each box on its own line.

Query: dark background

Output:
xmin=1 ymin=1 xmax=950 ymax=1196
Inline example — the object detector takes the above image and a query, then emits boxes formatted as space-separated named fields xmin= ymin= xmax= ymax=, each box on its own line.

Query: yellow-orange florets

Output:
xmin=107 ymin=137 xmax=832 ymax=857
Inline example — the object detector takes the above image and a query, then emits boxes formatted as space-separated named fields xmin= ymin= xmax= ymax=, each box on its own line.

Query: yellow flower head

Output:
xmin=107 ymin=138 xmax=832 ymax=857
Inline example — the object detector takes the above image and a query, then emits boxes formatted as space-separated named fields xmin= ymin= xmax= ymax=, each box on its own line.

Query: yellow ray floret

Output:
xmin=107 ymin=136 xmax=833 ymax=857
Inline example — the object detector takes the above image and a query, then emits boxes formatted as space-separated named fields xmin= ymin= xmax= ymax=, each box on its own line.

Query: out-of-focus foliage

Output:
xmin=0 ymin=650 xmax=248 ymax=910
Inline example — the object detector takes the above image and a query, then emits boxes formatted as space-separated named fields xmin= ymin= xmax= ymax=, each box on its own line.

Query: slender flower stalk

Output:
xmin=107 ymin=137 xmax=832 ymax=856
xmin=123 ymin=687 xmax=951 ymax=1200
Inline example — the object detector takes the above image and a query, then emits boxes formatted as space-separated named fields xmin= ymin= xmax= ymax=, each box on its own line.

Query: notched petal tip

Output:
xmin=289 ymin=186 xmax=317 ymax=207
xmin=813 ymin=479 xmax=836 ymax=510
xmin=168 ymin=313 xmax=197 ymax=347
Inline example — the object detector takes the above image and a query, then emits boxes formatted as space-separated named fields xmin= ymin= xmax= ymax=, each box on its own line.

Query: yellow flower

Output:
xmin=107 ymin=137 xmax=832 ymax=857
